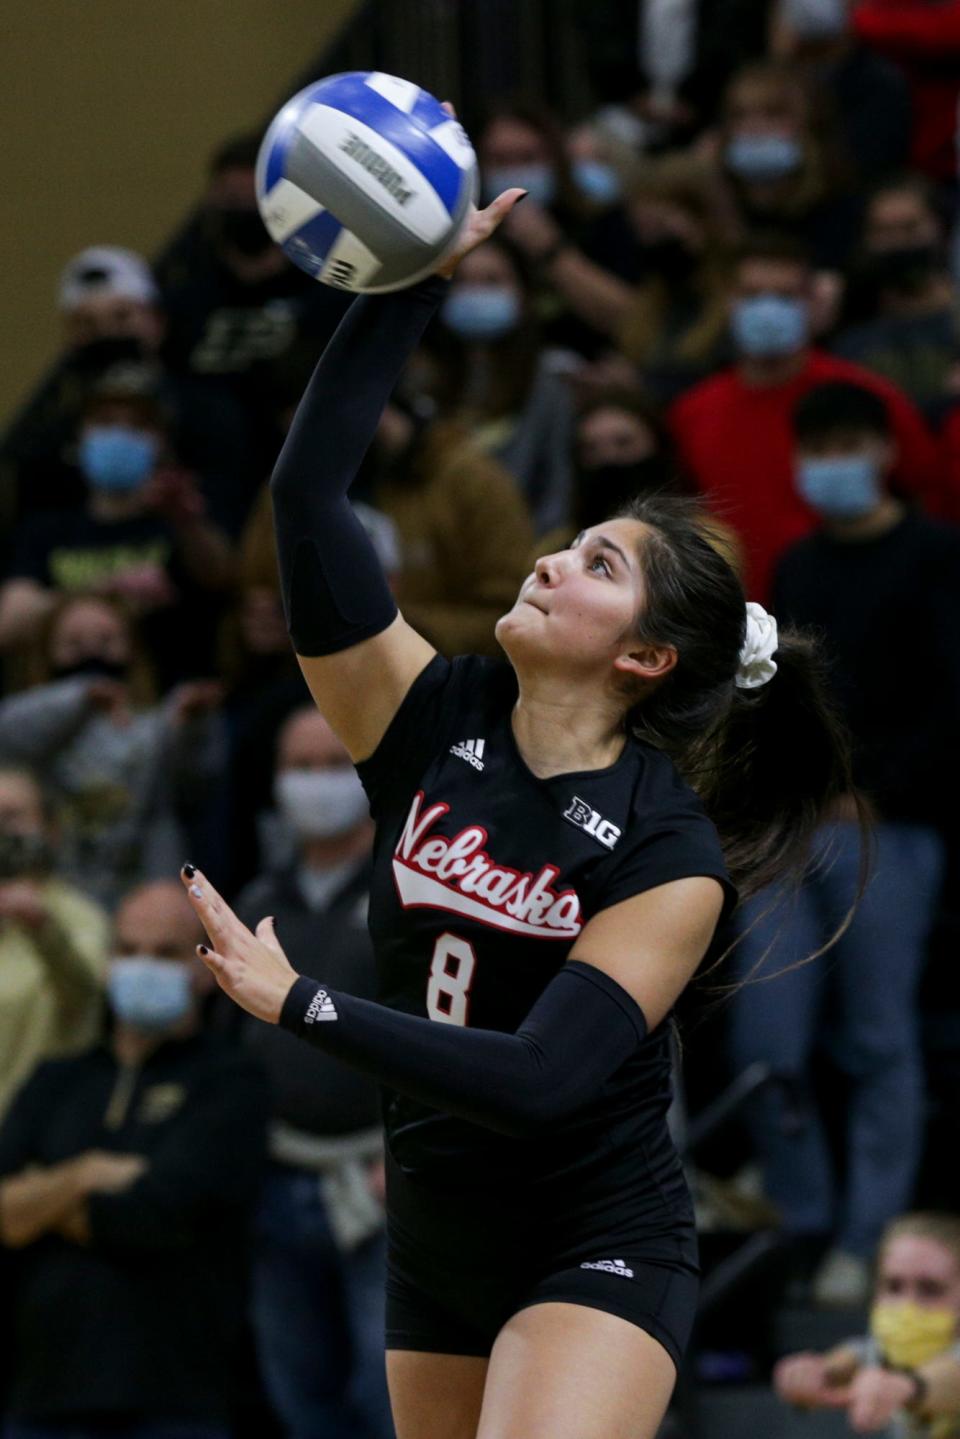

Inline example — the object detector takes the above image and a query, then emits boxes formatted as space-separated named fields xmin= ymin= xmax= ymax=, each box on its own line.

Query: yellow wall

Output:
xmin=1 ymin=0 xmax=359 ymax=423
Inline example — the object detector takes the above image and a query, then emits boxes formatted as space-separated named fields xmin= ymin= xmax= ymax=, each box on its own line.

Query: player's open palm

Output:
xmin=180 ymin=865 xmax=297 ymax=1024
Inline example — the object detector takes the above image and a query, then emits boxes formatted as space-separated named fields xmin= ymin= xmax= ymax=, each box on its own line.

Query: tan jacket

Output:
xmin=240 ymin=422 xmax=534 ymax=659
xmin=0 ymin=878 xmax=109 ymax=1118
xmin=379 ymin=421 xmax=533 ymax=657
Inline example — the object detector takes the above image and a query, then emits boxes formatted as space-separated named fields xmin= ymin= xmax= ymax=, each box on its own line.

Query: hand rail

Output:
xmin=276 ymin=0 xmax=594 ymax=133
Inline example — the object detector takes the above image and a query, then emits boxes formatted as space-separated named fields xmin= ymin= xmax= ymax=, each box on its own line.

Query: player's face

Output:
xmin=497 ymin=517 xmax=650 ymax=674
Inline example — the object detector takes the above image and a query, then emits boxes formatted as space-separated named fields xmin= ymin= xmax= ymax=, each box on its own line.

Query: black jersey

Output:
xmin=356 ymin=653 xmax=734 ymax=1203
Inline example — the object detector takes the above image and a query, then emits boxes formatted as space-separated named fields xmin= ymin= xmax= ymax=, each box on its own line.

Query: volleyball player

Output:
xmin=180 ymin=185 xmax=854 ymax=1439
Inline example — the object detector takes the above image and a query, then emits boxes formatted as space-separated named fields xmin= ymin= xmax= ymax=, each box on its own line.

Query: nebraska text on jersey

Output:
xmin=392 ymin=791 xmax=583 ymax=939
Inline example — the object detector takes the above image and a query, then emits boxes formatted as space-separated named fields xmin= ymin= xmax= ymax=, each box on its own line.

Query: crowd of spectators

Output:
xmin=3 ymin=0 xmax=960 ymax=1433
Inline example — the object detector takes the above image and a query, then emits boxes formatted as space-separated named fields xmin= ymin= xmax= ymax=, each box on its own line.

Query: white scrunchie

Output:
xmin=735 ymin=601 xmax=779 ymax=689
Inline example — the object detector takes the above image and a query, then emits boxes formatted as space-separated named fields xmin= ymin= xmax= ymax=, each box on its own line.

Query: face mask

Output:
xmin=78 ymin=425 xmax=158 ymax=492
xmin=52 ymin=656 xmax=130 ymax=683
xmin=441 ymin=285 xmax=522 ymax=342
xmin=731 ymin=294 xmax=809 ymax=358
xmin=576 ymin=458 xmax=672 ymax=529
xmin=482 ymin=163 xmax=556 ymax=208
xmin=867 ymin=244 xmax=939 ymax=294
xmin=572 ymin=159 xmax=622 ymax=206
xmin=274 ymin=766 xmax=370 ymax=841
xmin=69 ymin=335 xmax=149 ymax=373
xmin=211 ymin=207 xmax=274 ymax=257
xmin=796 ymin=454 xmax=882 ymax=519
xmin=0 ymin=829 xmax=53 ymax=881
xmin=870 ymin=1300 xmax=957 ymax=1369
xmin=783 ymin=0 xmax=847 ymax=38
xmin=107 ymin=956 xmax=192 ymax=1030
xmin=725 ymin=134 xmax=803 ymax=184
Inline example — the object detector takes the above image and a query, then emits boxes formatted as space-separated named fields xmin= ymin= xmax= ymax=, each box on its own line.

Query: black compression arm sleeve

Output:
xmin=269 ymin=276 xmax=449 ymax=656
xmin=279 ymin=961 xmax=648 ymax=1138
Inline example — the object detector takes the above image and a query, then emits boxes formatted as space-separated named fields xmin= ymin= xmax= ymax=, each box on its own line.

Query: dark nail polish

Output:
xmin=198 ymin=944 xmax=208 ymax=956
xmin=182 ymin=863 xmax=196 ymax=878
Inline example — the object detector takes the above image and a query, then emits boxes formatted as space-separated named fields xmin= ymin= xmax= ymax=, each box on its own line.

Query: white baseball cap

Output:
xmin=59 ymin=246 xmax=159 ymax=312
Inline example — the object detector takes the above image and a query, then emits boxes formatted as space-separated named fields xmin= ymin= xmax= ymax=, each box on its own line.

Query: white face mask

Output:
xmin=274 ymin=766 xmax=370 ymax=841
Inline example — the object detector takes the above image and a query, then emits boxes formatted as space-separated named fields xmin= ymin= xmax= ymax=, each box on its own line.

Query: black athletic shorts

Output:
xmin=384 ymin=1150 xmax=700 ymax=1371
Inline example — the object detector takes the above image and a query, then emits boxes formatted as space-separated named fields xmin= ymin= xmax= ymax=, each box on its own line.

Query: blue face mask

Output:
xmin=731 ymin=294 xmax=809 ymax=357
xmin=482 ymin=163 xmax=556 ymax=208
xmin=441 ymin=285 xmax=522 ymax=342
xmin=572 ymin=159 xmax=622 ymax=206
xmin=725 ymin=133 xmax=803 ymax=184
xmin=796 ymin=454 xmax=882 ymax=519
xmin=78 ymin=425 xmax=158 ymax=492
xmin=784 ymin=0 xmax=847 ymax=39
xmin=107 ymin=956 xmax=192 ymax=1030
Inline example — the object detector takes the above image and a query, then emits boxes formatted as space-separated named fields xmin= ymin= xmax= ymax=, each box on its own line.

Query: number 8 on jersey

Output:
xmin=426 ymin=933 xmax=477 ymax=1026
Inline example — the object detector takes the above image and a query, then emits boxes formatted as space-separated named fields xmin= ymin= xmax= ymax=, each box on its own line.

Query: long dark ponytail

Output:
xmin=619 ymin=493 xmax=863 ymax=900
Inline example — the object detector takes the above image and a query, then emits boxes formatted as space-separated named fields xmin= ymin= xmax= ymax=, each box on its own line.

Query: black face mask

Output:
xmin=51 ymin=657 xmax=130 ymax=683
xmin=68 ymin=334 xmax=149 ymax=373
xmin=209 ymin=207 xmax=274 ymax=258
xmin=575 ymin=458 xmax=673 ymax=530
xmin=0 ymin=829 xmax=54 ymax=880
xmin=866 ymin=244 xmax=940 ymax=294
xmin=639 ymin=237 xmax=699 ymax=286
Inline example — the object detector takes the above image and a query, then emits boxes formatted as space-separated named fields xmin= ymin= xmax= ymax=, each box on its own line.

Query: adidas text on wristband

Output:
xmin=280 ymin=975 xmax=338 ymax=1033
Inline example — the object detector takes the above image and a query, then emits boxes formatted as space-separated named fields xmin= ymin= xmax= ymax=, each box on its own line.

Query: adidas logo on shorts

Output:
xmin=580 ymin=1258 xmax=634 ymax=1279
xmin=450 ymin=738 xmax=485 ymax=771
xmin=304 ymin=988 xmax=338 ymax=1024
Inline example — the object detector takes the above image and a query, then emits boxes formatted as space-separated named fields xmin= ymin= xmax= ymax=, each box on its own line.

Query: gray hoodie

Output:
xmin=0 ymin=677 xmax=225 ymax=909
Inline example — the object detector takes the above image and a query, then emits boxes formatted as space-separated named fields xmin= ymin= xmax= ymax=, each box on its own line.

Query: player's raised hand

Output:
xmin=433 ymin=100 xmax=527 ymax=279
xmin=180 ymin=864 xmax=297 ymax=1024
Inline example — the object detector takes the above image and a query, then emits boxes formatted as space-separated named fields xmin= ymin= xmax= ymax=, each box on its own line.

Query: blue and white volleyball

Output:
xmin=256 ymin=72 xmax=478 ymax=294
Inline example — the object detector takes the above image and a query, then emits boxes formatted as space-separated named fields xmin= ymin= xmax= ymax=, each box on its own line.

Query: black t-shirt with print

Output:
xmin=356 ymin=652 xmax=734 ymax=1205
xmin=0 ymin=1036 xmax=268 ymax=1422
xmin=10 ymin=509 xmax=215 ymax=684
xmin=11 ymin=508 xmax=178 ymax=590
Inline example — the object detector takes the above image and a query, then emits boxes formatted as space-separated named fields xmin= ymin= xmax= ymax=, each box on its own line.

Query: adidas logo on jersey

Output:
xmin=580 ymin=1258 xmax=634 ymax=1279
xmin=450 ymin=738 xmax=485 ymax=771
xmin=304 ymin=987 xmax=338 ymax=1024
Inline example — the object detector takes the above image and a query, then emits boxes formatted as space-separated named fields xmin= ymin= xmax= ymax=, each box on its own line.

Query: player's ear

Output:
xmin=613 ymin=642 xmax=677 ymax=685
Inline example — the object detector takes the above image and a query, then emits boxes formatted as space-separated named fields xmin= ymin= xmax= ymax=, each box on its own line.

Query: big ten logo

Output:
xmin=563 ymin=797 xmax=621 ymax=850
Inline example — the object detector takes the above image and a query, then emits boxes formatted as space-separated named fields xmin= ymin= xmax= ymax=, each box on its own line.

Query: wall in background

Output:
xmin=1 ymin=0 xmax=358 ymax=422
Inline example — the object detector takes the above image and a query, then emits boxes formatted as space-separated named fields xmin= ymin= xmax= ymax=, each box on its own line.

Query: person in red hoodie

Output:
xmin=852 ymin=0 xmax=960 ymax=186
xmin=670 ymin=232 xmax=946 ymax=600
